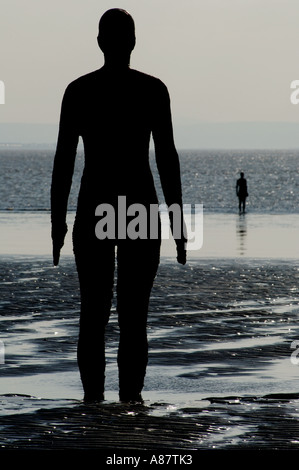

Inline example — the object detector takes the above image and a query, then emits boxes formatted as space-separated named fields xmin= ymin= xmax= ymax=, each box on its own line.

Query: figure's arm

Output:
xmin=152 ymin=81 xmax=187 ymax=265
xmin=51 ymin=84 xmax=79 ymax=265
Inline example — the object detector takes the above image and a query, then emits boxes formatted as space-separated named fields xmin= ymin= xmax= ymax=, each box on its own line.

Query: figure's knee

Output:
xmin=79 ymin=300 xmax=111 ymax=332
xmin=117 ymin=308 xmax=147 ymax=335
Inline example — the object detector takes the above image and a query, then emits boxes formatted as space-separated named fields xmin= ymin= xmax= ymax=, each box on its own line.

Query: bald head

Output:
xmin=97 ymin=9 xmax=136 ymax=57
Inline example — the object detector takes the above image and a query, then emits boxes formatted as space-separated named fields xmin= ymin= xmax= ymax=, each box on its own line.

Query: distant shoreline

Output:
xmin=2 ymin=121 xmax=299 ymax=149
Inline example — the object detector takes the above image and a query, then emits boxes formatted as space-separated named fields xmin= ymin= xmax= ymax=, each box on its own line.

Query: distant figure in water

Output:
xmin=236 ymin=172 xmax=248 ymax=213
xmin=51 ymin=9 xmax=186 ymax=403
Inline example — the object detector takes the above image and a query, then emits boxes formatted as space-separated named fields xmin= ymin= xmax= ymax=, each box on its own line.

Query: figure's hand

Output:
xmin=176 ymin=239 xmax=187 ymax=265
xmin=51 ymin=222 xmax=68 ymax=266
xmin=169 ymin=210 xmax=187 ymax=265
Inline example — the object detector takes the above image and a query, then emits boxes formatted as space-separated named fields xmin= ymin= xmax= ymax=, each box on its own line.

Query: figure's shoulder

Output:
xmin=63 ymin=68 xmax=169 ymax=100
xmin=64 ymin=69 xmax=102 ymax=93
xmin=129 ymin=68 xmax=161 ymax=82
xmin=129 ymin=69 xmax=168 ymax=93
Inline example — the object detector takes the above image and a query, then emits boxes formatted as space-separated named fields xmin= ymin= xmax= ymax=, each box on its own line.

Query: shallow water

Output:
xmin=1 ymin=256 xmax=299 ymax=450
xmin=1 ymin=211 xmax=299 ymax=259
xmin=1 ymin=147 xmax=299 ymax=452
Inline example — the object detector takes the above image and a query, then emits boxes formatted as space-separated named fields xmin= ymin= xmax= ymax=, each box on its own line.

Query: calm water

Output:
xmin=0 ymin=147 xmax=298 ymax=213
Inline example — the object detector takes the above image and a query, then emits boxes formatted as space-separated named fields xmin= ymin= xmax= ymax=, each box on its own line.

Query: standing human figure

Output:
xmin=236 ymin=172 xmax=248 ymax=213
xmin=51 ymin=9 xmax=186 ymax=403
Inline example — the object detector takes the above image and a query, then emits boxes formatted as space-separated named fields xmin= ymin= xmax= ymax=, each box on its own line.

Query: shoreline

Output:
xmin=0 ymin=210 xmax=298 ymax=260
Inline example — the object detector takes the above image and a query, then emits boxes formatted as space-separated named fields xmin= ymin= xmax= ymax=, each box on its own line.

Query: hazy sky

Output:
xmin=1 ymin=0 xmax=299 ymax=146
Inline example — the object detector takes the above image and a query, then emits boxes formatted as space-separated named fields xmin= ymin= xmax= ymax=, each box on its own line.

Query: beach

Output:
xmin=1 ymin=210 xmax=299 ymax=456
xmin=1 ymin=0 xmax=299 ymax=459
xmin=1 ymin=147 xmax=299 ymax=461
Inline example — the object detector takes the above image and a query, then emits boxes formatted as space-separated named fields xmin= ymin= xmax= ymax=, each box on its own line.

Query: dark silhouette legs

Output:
xmin=116 ymin=239 xmax=160 ymax=401
xmin=239 ymin=197 xmax=246 ymax=213
xmin=73 ymin=222 xmax=160 ymax=402
xmin=74 ymin=238 xmax=115 ymax=402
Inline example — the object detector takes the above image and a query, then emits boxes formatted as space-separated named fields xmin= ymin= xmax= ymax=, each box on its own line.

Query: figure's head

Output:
xmin=97 ymin=9 xmax=136 ymax=62
xmin=240 ymin=172 xmax=244 ymax=178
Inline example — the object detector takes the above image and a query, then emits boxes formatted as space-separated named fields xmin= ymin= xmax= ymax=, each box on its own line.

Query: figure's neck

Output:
xmin=103 ymin=54 xmax=131 ymax=71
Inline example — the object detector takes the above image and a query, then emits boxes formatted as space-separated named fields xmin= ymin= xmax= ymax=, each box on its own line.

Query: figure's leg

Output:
xmin=73 ymin=225 xmax=115 ymax=402
xmin=116 ymin=238 xmax=161 ymax=402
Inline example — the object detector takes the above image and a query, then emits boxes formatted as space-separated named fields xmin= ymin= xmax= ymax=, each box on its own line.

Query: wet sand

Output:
xmin=0 ymin=211 xmax=299 ymax=259
xmin=0 ymin=212 xmax=299 ymax=456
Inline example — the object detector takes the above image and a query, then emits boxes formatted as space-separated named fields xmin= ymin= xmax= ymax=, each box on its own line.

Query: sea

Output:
xmin=0 ymin=146 xmax=299 ymax=457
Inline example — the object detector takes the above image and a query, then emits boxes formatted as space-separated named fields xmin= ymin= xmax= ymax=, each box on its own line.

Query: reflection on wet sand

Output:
xmin=1 ymin=258 xmax=299 ymax=450
xmin=1 ymin=212 xmax=299 ymax=259
xmin=236 ymin=213 xmax=247 ymax=256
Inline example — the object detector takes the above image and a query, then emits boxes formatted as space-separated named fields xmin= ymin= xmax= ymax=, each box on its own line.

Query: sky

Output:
xmin=1 ymin=0 xmax=299 ymax=147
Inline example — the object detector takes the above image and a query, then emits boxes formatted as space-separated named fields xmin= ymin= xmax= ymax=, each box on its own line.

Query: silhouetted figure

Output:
xmin=51 ymin=9 xmax=186 ymax=403
xmin=236 ymin=172 xmax=248 ymax=213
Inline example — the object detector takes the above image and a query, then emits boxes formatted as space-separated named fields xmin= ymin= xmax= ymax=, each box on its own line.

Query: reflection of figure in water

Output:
xmin=236 ymin=215 xmax=247 ymax=256
xmin=236 ymin=172 xmax=248 ymax=213
xmin=51 ymin=9 xmax=186 ymax=403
